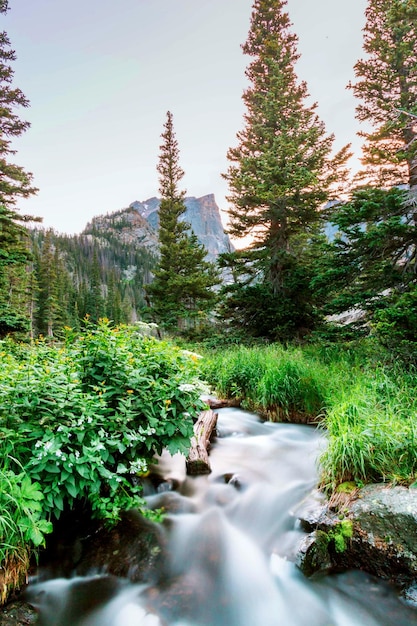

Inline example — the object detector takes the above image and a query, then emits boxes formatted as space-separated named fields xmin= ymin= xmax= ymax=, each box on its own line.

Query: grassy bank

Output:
xmin=198 ymin=341 xmax=417 ymax=492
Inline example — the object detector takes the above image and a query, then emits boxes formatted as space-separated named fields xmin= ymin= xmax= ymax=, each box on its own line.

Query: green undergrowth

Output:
xmin=198 ymin=341 xmax=417 ymax=493
xmin=0 ymin=320 xmax=206 ymax=600
xmin=200 ymin=343 xmax=332 ymax=421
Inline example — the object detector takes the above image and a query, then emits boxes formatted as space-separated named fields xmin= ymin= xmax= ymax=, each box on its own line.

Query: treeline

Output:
xmin=24 ymin=227 xmax=157 ymax=338
xmin=0 ymin=0 xmax=416 ymax=360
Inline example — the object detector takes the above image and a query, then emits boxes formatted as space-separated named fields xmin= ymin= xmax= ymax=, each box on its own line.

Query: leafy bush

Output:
xmin=0 ymin=320 xmax=206 ymax=539
xmin=0 ymin=464 xmax=53 ymax=603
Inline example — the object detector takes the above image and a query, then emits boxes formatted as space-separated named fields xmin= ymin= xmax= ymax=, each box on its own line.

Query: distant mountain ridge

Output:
xmin=27 ymin=194 xmax=232 ymax=333
xmin=83 ymin=194 xmax=233 ymax=261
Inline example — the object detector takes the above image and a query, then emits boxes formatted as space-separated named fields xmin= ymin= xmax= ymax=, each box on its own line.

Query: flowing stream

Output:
xmin=28 ymin=408 xmax=417 ymax=625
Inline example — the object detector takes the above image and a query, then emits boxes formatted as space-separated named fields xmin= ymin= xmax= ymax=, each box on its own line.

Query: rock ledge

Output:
xmin=296 ymin=484 xmax=417 ymax=588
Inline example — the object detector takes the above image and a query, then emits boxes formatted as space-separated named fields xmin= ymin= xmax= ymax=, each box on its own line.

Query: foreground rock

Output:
xmin=40 ymin=509 xmax=166 ymax=583
xmin=296 ymin=484 xmax=417 ymax=588
xmin=0 ymin=601 xmax=37 ymax=625
xmin=0 ymin=510 xmax=167 ymax=625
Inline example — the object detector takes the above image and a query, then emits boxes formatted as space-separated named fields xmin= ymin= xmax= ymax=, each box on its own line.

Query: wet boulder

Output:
xmin=40 ymin=509 xmax=167 ymax=584
xmin=296 ymin=484 xmax=417 ymax=586
xmin=296 ymin=530 xmax=333 ymax=577
xmin=74 ymin=510 xmax=167 ymax=583
xmin=0 ymin=601 xmax=37 ymax=626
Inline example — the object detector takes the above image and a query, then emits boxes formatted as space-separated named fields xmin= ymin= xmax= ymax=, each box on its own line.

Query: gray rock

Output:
xmin=0 ymin=601 xmax=37 ymax=625
xmin=296 ymin=484 xmax=417 ymax=587
xmin=40 ymin=509 xmax=166 ymax=584
xmin=349 ymin=484 xmax=417 ymax=555
xmin=295 ymin=530 xmax=333 ymax=576
xmin=74 ymin=510 xmax=166 ymax=583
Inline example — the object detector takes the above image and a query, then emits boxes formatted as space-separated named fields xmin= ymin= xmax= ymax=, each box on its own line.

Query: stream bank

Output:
xmin=4 ymin=407 xmax=417 ymax=626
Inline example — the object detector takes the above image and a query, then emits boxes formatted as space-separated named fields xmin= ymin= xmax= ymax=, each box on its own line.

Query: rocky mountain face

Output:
xmin=84 ymin=206 xmax=159 ymax=253
xmin=85 ymin=194 xmax=233 ymax=262
xmin=128 ymin=194 xmax=233 ymax=260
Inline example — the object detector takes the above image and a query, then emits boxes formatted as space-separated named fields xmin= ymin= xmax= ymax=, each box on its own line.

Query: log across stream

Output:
xmin=25 ymin=408 xmax=417 ymax=626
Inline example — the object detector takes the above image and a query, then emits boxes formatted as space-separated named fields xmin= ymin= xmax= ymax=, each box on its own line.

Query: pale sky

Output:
xmin=4 ymin=0 xmax=367 ymax=235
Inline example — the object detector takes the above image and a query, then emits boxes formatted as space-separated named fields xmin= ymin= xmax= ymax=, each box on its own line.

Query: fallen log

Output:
xmin=186 ymin=409 xmax=218 ymax=476
xmin=204 ymin=397 xmax=241 ymax=410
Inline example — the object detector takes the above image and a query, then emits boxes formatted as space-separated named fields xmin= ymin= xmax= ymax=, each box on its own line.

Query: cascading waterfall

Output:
xmin=27 ymin=408 xmax=417 ymax=626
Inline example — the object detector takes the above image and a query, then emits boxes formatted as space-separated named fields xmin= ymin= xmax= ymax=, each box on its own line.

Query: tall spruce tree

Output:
xmin=84 ymin=246 xmax=105 ymax=324
xmin=315 ymin=0 xmax=417 ymax=352
xmin=350 ymin=0 xmax=417 ymax=188
xmin=35 ymin=229 xmax=58 ymax=337
xmin=146 ymin=111 xmax=218 ymax=333
xmin=221 ymin=0 xmax=349 ymax=339
xmin=0 ymin=1 xmax=39 ymax=336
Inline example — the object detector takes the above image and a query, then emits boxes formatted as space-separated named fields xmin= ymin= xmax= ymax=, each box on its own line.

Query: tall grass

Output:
xmin=199 ymin=342 xmax=417 ymax=491
xmin=320 ymin=367 xmax=417 ymax=491
xmin=201 ymin=344 xmax=330 ymax=421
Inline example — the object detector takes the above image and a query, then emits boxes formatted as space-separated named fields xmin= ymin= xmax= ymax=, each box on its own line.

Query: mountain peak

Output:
xmin=129 ymin=195 xmax=233 ymax=260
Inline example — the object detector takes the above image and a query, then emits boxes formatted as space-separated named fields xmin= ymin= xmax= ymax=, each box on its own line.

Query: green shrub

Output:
xmin=0 ymin=465 xmax=53 ymax=603
xmin=0 ymin=320 xmax=207 ymax=525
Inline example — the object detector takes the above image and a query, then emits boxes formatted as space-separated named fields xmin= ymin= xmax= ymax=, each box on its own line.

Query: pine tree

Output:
xmin=106 ymin=270 xmax=124 ymax=325
xmin=146 ymin=111 xmax=219 ymax=332
xmin=315 ymin=0 xmax=417 ymax=348
xmin=0 ymin=1 xmax=39 ymax=336
xmin=350 ymin=0 xmax=417 ymax=188
xmin=84 ymin=246 xmax=105 ymax=324
xmin=312 ymin=187 xmax=414 ymax=316
xmin=35 ymin=229 xmax=58 ymax=337
xmin=221 ymin=0 xmax=349 ymax=338
xmin=0 ymin=2 xmax=37 ymax=207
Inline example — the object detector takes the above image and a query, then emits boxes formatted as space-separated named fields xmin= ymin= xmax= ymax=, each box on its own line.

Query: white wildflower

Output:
xmin=181 ymin=349 xmax=202 ymax=360
xmin=129 ymin=459 xmax=147 ymax=474
xmin=178 ymin=383 xmax=195 ymax=392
